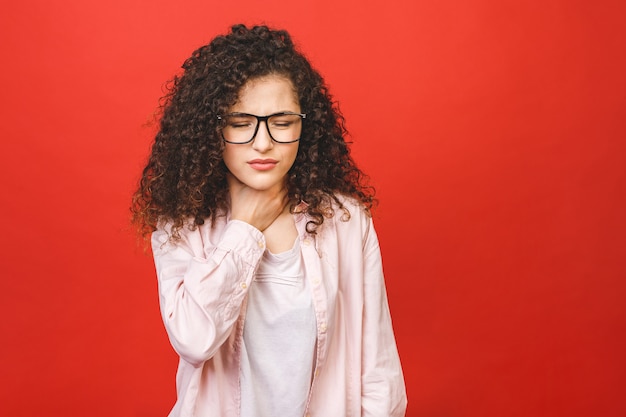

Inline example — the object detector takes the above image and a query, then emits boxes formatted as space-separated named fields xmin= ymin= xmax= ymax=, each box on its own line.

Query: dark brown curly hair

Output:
xmin=132 ymin=24 xmax=375 ymax=240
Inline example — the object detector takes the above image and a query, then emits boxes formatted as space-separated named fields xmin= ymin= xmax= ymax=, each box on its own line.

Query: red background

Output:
xmin=1 ymin=1 xmax=625 ymax=416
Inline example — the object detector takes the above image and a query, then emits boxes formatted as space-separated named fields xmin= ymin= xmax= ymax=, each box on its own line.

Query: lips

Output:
xmin=248 ymin=159 xmax=278 ymax=171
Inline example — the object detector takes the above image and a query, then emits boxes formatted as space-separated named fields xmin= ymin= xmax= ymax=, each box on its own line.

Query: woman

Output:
xmin=132 ymin=24 xmax=407 ymax=417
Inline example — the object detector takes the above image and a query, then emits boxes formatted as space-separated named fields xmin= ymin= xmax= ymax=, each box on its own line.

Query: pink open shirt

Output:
xmin=152 ymin=198 xmax=407 ymax=416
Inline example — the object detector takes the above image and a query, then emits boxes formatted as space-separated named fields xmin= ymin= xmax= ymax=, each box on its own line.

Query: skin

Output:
xmin=224 ymin=75 xmax=300 ymax=253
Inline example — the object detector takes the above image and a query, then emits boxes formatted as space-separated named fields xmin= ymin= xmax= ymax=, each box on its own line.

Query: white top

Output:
xmin=240 ymin=238 xmax=317 ymax=417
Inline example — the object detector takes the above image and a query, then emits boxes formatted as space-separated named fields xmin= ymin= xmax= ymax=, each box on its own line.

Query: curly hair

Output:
xmin=131 ymin=24 xmax=375 ymax=240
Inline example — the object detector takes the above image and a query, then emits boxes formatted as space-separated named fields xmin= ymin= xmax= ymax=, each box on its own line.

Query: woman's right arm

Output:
xmin=152 ymin=220 xmax=266 ymax=366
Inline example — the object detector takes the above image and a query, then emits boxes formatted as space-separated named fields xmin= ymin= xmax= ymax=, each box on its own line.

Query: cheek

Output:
xmin=221 ymin=146 xmax=238 ymax=171
xmin=285 ymin=145 xmax=299 ymax=170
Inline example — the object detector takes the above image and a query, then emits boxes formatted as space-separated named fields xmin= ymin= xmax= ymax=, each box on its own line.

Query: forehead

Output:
xmin=230 ymin=75 xmax=299 ymax=113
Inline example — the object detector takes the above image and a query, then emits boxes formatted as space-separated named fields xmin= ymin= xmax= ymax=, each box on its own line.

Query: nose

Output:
xmin=251 ymin=120 xmax=274 ymax=152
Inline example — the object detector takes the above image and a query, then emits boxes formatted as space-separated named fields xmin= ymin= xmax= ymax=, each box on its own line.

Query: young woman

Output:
xmin=132 ymin=24 xmax=407 ymax=417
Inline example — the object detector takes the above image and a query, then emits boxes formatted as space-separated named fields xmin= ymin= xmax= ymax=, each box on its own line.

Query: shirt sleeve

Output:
xmin=360 ymin=217 xmax=408 ymax=417
xmin=152 ymin=220 xmax=265 ymax=366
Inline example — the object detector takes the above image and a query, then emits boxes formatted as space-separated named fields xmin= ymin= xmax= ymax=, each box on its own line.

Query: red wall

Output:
xmin=1 ymin=1 xmax=625 ymax=416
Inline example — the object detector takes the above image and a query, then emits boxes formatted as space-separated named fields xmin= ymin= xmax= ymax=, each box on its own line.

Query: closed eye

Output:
xmin=225 ymin=116 xmax=255 ymax=129
xmin=271 ymin=120 xmax=295 ymax=129
xmin=229 ymin=122 xmax=254 ymax=129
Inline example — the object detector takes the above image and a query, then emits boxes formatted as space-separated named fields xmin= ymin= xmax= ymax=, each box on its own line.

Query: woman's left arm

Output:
xmin=361 ymin=217 xmax=408 ymax=417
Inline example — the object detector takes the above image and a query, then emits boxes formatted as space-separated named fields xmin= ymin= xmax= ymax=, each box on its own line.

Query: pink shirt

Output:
xmin=152 ymin=198 xmax=407 ymax=416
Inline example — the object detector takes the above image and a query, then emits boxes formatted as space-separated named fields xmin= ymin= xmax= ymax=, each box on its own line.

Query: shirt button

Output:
xmin=320 ymin=322 xmax=327 ymax=332
xmin=303 ymin=238 xmax=311 ymax=246
xmin=257 ymin=241 xmax=265 ymax=249
xmin=313 ymin=278 xmax=320 ymax=285
xmin=240 ymin=282 xmax=247 ymax=289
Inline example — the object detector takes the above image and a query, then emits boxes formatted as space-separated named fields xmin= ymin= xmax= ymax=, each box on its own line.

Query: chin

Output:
xmin=247 ymin=182 xmax=281 ymax=191
xmin=237 ymin=178 xmax=283 ymax=191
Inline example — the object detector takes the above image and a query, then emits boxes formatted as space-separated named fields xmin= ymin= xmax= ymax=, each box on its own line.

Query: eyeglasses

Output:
xmin=217 ymin=112 xmax=306 ymax=144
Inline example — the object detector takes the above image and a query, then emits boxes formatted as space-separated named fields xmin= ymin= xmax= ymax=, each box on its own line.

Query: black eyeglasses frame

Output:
xmin=217 ymin=112 xmax=307 ymax=144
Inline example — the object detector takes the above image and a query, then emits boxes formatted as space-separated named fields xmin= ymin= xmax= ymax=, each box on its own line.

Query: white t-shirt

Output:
xmin=240 ymin=238 xmax=317 ymax=417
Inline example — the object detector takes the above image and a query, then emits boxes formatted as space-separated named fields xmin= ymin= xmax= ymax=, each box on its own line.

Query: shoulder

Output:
xmin=310 ymin=195 xmax=381 ymax=264
xmin=330 ymin=194 xmax=372 ymax=224
xmin=318 ymin=194 xmax=374 ymax=241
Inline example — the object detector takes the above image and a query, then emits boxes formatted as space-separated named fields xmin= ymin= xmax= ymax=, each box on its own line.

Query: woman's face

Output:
xmin=222 ymin=75 xmax=300 ymax=191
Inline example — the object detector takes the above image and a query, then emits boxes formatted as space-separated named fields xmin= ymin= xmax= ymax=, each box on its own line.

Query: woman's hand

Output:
xmin=227 ymin=173 xmax=288 ymax=232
